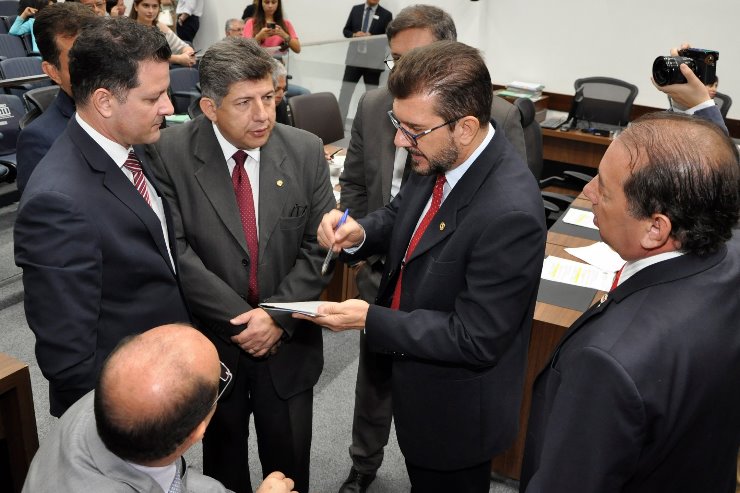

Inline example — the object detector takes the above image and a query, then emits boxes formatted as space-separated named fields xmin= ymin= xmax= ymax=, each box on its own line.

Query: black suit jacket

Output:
xmin=521 ymin=237 xmax=740 ymax=493
xmin=342 ymin=3 xmax=392 ymax=37
xmin=16 ymin=89 xmax=75 ymax=194
xmin=14 ymin=118 xmax=190 ymax=416
xmin=146 ymin=117 xmax=336 ymax=399
xmin=346 ymin=128 xmax=546 ymax=470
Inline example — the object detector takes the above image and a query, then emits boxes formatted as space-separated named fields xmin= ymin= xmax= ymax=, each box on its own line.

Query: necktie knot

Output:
xmin=123 ymin=149 xmax=152 ymax=206
xmin=233 ymin=150 xmax=248 ymax=169
xmin=123 ymin=150 xmax=143 ymax=173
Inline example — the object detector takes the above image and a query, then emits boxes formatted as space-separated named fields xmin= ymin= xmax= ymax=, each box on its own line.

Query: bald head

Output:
xmin=95 ymin=324 xmax=221 ymax=465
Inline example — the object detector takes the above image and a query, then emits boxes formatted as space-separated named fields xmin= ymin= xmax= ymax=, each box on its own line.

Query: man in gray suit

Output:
xmin=146 ymin=37 xmax=335 ymax=493
xmin=23 ymin=324 xmax=296 ymax=493
xmin=336 ymin=5 xmax=526 ymax=492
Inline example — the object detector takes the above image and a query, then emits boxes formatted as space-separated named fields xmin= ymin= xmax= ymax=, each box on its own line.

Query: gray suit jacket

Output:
xmin=339 ymin=87 xmax=527 ymax=300
xmin=146 ymin=117 xmax=336 ymax=399
xmin=22 ymin=393 xmax=231 ymax=493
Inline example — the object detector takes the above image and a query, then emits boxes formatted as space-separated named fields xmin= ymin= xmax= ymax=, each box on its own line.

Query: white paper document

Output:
xmin=565 ymin=242 xmax=625 ymax=273
xmin=541 ymin=256 xmax=614 ymax=292
xmin=562 ymin=208 xmax=599 ymax=230
xmin=259 ymin=301 xmax=325 ymax=317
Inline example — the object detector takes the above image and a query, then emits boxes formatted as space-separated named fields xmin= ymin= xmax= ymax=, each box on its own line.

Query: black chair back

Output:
xmin=288 ymin=92 xmax=344 ymax=144
xmin=573 ymin=76 xmax=638 ymax=127
xmin=714 ymin=92 xmax=732 ymax=119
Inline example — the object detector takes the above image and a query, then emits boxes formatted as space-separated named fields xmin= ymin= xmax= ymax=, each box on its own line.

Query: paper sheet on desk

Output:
xmin=541 ymin=256 xmax=614 ymax=292
xmin=565 ymin=242 xmax=625 ymax=273
xmin=259 ymin=301 xmax=325 ymax=317
xmin=562 ymin=208 xmax=599 ymax=230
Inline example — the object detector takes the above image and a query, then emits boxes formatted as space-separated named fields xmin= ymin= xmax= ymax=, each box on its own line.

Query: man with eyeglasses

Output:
xmin=224 ymin=18 xmax=245 ymax=39
xmin=304 ymin=40 xmax=545 ymax=493
xmin=23 ymin=324 xmax=297 ymax=493
xmin=334 ymin=5 xmax=528 ymax=492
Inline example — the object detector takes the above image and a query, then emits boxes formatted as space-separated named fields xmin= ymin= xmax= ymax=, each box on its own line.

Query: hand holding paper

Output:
xmin=292 ymin=299 xmax=369 ymax=331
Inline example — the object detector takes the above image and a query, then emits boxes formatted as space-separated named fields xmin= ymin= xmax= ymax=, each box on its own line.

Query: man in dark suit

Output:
xmin=520 ymin=112 xmax=740 ymax=493
xmin=146 ymin=38 xmax=335 ymax=493
xmin=303 ymin=41 xmax=546 ymax=493
xmin=337 ymin=6 xmax=527 ymax=492
xmin=14 ymin=18 xmax=189 ymax=418
xmin=15 ymin=2 xmax=98 ymax=194
xmin=338 ymin=0 xmax=392 ymax=121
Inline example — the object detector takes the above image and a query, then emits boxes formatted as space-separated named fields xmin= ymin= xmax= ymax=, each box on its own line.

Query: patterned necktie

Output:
xmin=123 ymin=150 xmax=152 ymax=207
xmin=610 ymin=266 xmax=624 ymax=291
xmin=168 ymin=459 xmax=182 ymax=493
xmin=361 ymin=6 xmax=371 ymax=32
xmin=391 ymin=174 xmax=446 ymax=310
xmin=232 ymin=150 xmax=260 ymax=306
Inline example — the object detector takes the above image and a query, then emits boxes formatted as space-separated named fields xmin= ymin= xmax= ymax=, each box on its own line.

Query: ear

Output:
xmin=41 ymin=61 xmax=62 ymax=86
xmin=455 ymin=115 xmax=481 ymax=146
xmin=91 ymin=88 xmax=116 ymax=119
xmin=200 ymin=97 xmax=218 ymax=123
xmin=640 ymin=213 xmax=676 ymax=250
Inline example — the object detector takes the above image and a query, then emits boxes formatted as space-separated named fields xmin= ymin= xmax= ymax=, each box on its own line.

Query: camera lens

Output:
xmin=652 ymin=56 xmax=696 ymax=86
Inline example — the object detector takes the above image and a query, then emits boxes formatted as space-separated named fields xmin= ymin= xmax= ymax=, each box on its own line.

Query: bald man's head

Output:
xmin=95 ymin=324 xmax=221 ymax=465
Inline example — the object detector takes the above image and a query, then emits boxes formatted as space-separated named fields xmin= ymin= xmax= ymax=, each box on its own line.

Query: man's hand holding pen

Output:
xmin=317 ymin=209 xmax=364 ymax=254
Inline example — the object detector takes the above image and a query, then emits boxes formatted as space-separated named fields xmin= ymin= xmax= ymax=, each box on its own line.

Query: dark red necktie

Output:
xmin=391 ymin=174 xmax=446 ymax=310
xmin=610 ymin=266 xmax=624 ymax=291
xmin=232 ymin=150 xmax=259 ymax=306
xmin=123 ymin=150 xmax=152 ymax=207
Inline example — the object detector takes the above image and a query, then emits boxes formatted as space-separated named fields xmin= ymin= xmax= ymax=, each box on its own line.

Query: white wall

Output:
xmin=186 ymin=0 xmax=739 ymax=119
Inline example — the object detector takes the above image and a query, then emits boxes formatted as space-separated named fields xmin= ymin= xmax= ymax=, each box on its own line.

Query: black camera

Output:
xmin=652 ymin=48 xmax=718 ymax=86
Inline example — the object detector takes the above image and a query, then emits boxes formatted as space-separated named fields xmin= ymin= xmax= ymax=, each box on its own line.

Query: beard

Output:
xmin=409 ymin=135 xmax=459 ymax=176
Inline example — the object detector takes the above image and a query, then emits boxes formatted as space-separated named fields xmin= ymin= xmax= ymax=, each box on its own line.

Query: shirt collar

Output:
xmin=443 ymin=122 xmax=494 ymax=189
xmin=619 ymin=250 xmax=685 ymax=286
xmin=75 ymin=112 xmax=131 ymax=168
xmin=211 ymin=122 xmax=261 ymax=164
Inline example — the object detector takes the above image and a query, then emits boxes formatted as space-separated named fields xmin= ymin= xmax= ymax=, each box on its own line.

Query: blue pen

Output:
xmin=321 ymin=209 xmax=350 ymax=275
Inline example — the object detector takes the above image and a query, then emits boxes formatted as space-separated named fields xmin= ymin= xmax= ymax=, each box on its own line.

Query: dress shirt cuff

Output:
xmin=343 ymin=226 xmax=366 ymax=254
xmin=677 ymin=99 xmax=716 ymax=115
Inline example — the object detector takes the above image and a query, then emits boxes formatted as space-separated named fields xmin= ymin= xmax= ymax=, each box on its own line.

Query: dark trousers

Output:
xmin=406 ymin=460 xmax=491 ymax=493
xmin=348 ymin=324 xmax=393 ymax=474
xmin=176 ymin=14 xmax=199 ymax=43
xmin=203 ymin=352 xmax=313 ymax=493
xmin=338 ymin=65 xmax=383 ymax=121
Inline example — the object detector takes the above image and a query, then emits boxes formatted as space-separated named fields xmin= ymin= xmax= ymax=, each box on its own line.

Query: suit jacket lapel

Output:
xmin=190 ymin=117 xmax=250 ymax=257
xmin=256 ymin=131 xmax=290 ymax=260
xmin=69 ymin=120 xmax=174 ymax=271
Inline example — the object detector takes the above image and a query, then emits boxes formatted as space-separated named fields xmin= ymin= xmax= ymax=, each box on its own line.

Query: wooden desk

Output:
xmin=542 ymin=128 xmax=612 ymax=168
xmin=0 ymin=353 xmax=39 ymax=493
xmin=492 ymin=241 xmax=604 ymax=479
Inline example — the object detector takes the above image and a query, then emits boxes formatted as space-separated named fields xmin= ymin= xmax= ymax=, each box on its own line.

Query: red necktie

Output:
xmin=123 ymin=150 xmax=152 ymax=207
xmin=232 ymin=150 xmax=260 ymax=306
xmin=391 ymin=174 xmax=446 ymax=310
xmin=610 ymin=266 xmax=624 ymax=291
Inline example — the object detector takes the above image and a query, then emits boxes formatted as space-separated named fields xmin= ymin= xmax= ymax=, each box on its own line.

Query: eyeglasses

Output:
xmin=387 ymin=110 xmax=459 ymax=147
xmin=212 ymin=361 xmax=232 ymax=407
xmin=383 ymin=55 xmax=399 ymax=71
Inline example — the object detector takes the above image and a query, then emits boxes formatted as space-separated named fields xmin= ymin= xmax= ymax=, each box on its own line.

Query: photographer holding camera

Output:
xmin=652 ymin=43 xmax=728 ymax=133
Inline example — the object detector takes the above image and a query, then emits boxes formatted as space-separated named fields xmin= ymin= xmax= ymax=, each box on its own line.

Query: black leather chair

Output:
xmin=23 ymin=84 xmax=58 ymax=112
xmin=169 ymin=67 xmax=200 ymax=115
xmin=572 ymin=76 xmax=639 ymax=127
xmin=0 ymin=2 xmax=18 ymax=17
xmin=0 ymin=32 xmax=26 ymax=60
xmin=0 ymin=93 xmax=25 ymax=182
xmin=0 ymin=57 xmax=51 ymax=99
xmin=288 ymin=91 xmax=344 ymax=144
xmin=714 ymin=92 xmax=732 ymax=119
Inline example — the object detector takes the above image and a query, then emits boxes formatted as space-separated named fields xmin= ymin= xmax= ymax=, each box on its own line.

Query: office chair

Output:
xmin=714 ymin=92 xmax=732 ymax=119
xmin=0 ymin=93 xmax=26 ymax=182
xmin=288 ymin=92 xmax=344 ymax=144
xmin=187 ymin=96 xmax=202 ymax=119
xmin=515 ymin=97 xmax=574 ymax=227
xmin=572 ymin=76 xmax=638 ymax=127
xmin=0 ymin=2 xmax=18 ymax=17
xmin=23 ymin=85 xmax=59 ymax=112
xmin=169 ymin=67 xmax=200 ymax=115
xmin=0 ymin=57 xmax=51 ymax=99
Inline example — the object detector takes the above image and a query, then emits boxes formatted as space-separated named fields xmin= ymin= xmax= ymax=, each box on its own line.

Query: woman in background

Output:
xmin=242 ymin=0 xmax=257 ymax=20
xmin=242 ymin=0 xmax=300 ymax=56
xmin=9 ymin=0 xmax=55 ymax=55
xmin=130 ymin=0 xmax=196 ymax=67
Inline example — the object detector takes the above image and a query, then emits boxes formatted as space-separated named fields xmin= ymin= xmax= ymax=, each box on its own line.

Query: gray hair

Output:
xmin=199 ymin=37 xmax=274 ymax=106
xmin=270 ymin=58 xmax=287 ymax=86
xmin=224 ymin=18 xmax=243 ymax=34
xmin=386 ymin=5 xmax=457 ymax=42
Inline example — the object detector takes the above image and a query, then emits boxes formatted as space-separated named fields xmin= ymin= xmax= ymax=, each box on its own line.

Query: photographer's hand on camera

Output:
xmin=653 ymin=63 xmax=712 ymax=110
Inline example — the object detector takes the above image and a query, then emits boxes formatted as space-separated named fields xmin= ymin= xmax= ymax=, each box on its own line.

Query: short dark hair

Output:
xmin=33 ymin=2 xmax=99 ymax=67
xmin=619 ymin=112 xmax=739 ymax=255
xmin=386 ymin=4 xmax=456 ymax=42
xmin=200 ymin=37 xmax=274 ymax=106
xmin=388 ymin=40 xmax=492 ymax=125
xmin=94 ymin=336 xmax=218 ymax=463
xmin=69 ymin=17 xmax=171 ymax=105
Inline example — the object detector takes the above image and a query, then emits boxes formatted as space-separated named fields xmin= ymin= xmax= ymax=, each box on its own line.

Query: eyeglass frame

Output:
xmin=383 ymin=55 xmax=399 ymax=71
xmin=212 ymin=361 xmax=233 ymax=407
xmin=387 ymin=110 xmax=459 ymax=147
